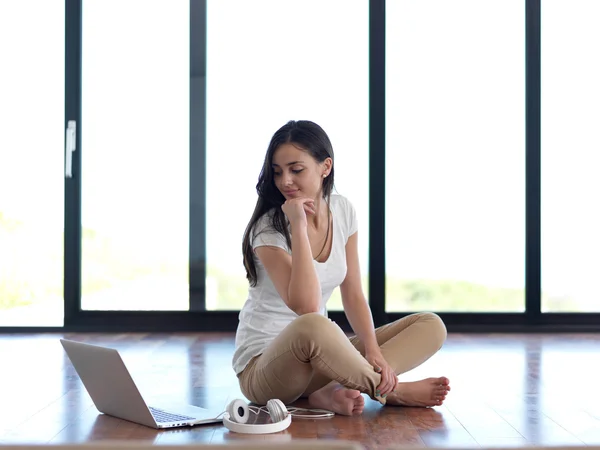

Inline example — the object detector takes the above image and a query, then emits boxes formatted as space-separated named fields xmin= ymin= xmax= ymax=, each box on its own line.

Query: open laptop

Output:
xmin=60 ymin=339 xmax=223 ymax=429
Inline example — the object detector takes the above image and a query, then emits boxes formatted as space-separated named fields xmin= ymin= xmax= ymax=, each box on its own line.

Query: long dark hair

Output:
xmin=242 ymin=120 xmax=335 ymax=286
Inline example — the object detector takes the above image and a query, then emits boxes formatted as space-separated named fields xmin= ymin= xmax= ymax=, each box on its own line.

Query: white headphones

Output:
xmin=223 ymin=398 xmax=291 ymax=434
xmin=222 ymin=398 xmax=334 ymax=434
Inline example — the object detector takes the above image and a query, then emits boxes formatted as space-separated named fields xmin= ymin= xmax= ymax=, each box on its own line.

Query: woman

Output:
xmin=232 ymin=120 xmax=450 ymax=416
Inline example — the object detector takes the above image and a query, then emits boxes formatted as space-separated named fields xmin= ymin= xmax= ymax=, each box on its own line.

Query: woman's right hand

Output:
xmin=281 ymin=197 xmax=316 ymax=226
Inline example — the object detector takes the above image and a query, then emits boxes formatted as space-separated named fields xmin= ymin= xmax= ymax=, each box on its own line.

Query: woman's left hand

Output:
xmin=365 ymin=348 xmax=398 ymax=396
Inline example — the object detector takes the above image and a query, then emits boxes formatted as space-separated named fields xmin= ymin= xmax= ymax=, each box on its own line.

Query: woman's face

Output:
xmin=271 ymin=143 xmax=331 ymax=201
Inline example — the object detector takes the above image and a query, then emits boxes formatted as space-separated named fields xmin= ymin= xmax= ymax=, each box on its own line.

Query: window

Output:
xmin=541 ymin=0 xmax=600 ymax=312
xmin=80 ymin=1 xmax=190 ymax=310
xmin=385 ymin=0 xmax=525 ymax=312
xmin=206 ymin=0 xmax=369 ymax=311
xmin=0 ymin=0 xmax=64 ymax=326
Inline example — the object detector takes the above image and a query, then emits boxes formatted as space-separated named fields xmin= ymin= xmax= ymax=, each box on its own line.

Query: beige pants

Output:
xmin=237 ymin=312 xmax=447 ymax=405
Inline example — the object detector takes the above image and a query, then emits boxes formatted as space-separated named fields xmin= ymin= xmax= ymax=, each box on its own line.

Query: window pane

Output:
xmin=385 ymin=0 xmax=525 ymax=312
xmin=81 ymin=1 xmax=189 ymax=310
xmin=206 ymin=0 xmax=369 ymax=311
xmin=0 ymin=1 xmax=64 ymax=326
xmin=541 ymin=0 xmax=600 ymax=312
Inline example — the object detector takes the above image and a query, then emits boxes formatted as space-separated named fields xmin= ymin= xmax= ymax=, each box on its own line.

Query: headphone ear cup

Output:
xmin=226 ymin=399 xmax=250 ymax=424
xmin=266 ymin=399 xmax=288 ymax=423
xmin=223 ymin=398 xmax=292 ymax=435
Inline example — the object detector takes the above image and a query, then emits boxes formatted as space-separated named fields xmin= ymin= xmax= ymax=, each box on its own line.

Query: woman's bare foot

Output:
xmin=385 ymin=376 xmax=450 ymax=407
xmin=308 ymin=381 xmax=365 ymax=416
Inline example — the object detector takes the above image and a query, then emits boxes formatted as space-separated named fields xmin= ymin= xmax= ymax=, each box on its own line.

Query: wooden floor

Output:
xmin=1 ymin=332 xmax=599 ymax=449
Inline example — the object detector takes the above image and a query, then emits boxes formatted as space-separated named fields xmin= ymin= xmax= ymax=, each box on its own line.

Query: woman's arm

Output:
xmin=288 ymin=219 xmax=322 ymax=313
xmin=339 ymin=232 xmax=378 ymax=351
xmin=254 ymin=224 xmax=321 ymax=315
xmin=254 ymin=198 xmax=321 ymax=315
xmin=341 ymin=231 xmax=398 ymax=396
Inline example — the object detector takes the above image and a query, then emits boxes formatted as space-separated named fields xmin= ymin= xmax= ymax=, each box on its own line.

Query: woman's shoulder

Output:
xmin=330 ymin=193 xmax=355 ymax=212
xmin=330 ymin=193 xmax=358 ymax=237
xmin=250 ymin=208 xmax=290 ymax=251
xmin=253 ymin=208 xmax=291 ymax=239
xmin=253 ymin=208 xmax=278 ymax=234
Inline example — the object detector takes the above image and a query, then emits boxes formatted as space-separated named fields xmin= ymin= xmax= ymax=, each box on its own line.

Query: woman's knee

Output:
xmin=289 ymin=312 xmax=333 ymax=332
xmin=287 ymin=312 xmax=340 ymax=342
xmin=417 ymin=312 xmax=447 ymax=349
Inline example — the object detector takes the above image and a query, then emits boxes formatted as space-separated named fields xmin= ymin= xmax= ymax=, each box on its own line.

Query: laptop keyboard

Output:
xmin=149 ymin=406 xmax=195 ymax=423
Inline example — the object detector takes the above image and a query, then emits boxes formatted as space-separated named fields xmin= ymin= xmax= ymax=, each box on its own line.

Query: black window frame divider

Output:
xmin=2 ymin=0 xmax=600 ymax=334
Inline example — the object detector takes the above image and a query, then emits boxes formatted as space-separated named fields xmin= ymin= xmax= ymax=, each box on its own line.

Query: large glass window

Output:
xmin=0 ymin=1 xmax=64 ymax=326
xmin=81 ymin=1 xmax=190 ymax=310
xmin=206 ymin=0 xmax=369 ymax=311
xmin=541 ymin=0 xmax=600 ymax=312
xmin=385 ymin=0 xmax=525 ymax=312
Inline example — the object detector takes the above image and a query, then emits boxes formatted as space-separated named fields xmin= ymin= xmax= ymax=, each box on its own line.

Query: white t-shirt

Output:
xmin=232 ymin=194 xmax=358 ymax=375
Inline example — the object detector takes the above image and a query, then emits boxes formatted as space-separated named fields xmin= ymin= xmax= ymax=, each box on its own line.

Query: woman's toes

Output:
xmin=435 ymin=384 xmax=450 ymax=394
xmin=434 ymin=377 xmax=450 ymax=388
xmin=345 ymin=389 xmax=362 ymax=400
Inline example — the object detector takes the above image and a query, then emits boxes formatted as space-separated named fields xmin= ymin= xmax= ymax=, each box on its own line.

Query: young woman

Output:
xmin=232 ymin=120 xmax=450 ymax=416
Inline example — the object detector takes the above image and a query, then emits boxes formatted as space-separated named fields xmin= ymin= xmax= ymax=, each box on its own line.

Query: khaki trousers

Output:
xmin=237 ymin=311 xmax=447 ymax=405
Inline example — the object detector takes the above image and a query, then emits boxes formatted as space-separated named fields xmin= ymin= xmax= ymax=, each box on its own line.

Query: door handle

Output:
xmin=65 ymin=120 xmax=76 ymax=178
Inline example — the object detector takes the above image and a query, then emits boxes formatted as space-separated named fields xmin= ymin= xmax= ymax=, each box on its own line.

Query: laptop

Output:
xmin=60 ymin=339 xmax=223 ymax=429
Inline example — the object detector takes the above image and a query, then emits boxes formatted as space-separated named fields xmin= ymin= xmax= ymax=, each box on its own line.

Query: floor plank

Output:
xmin=1 ymin=332 xmax=599 ymax=449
